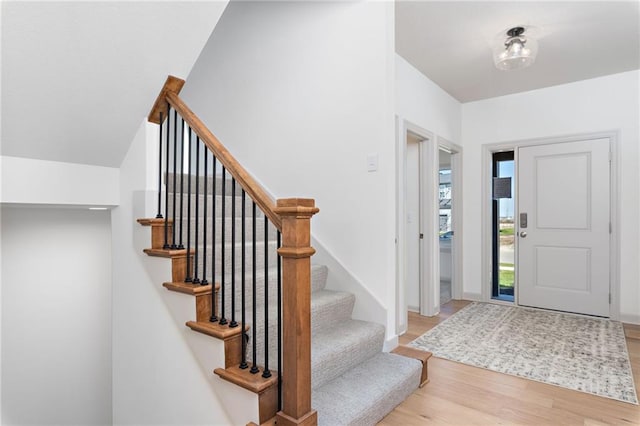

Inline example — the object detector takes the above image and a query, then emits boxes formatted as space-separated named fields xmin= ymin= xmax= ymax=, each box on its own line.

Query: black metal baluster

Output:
xmin=239 ymin=190 xmax=248 ymax=369
xmin=230 ymin=178 xmax=238 ymax=328
xmin=201 ymin=147 xmax=208 ymax=286
xmin=277 ymin=230 xmax=282 ymax=410
xmin=178 ymin=118 xmax=185 ymax=250
xmin=210 ymin=156 xmax=218 ymax=322
xmin=250 ymin=201 xmax=259 ymax=374
xmin=171 ymin=109 xmax=178 ymax=249
xmin=262 ymin=215 xmax=271 ymax=379
xmin=219 ymin=168 xmax=228 ymax=325
xmin=193 ymin=136 xmax=201 ymax=284
xmin=156 ymin=111 xmax=163 ymax=219
xmin=185 ymin=128 xmax=193 ymax=283
xmin=163 ymin=104 xmax=171 ymax=249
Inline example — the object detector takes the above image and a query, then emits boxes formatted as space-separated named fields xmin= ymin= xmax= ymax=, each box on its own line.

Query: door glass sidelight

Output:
xmin=492 ymin=151 xmax=515 ymax=301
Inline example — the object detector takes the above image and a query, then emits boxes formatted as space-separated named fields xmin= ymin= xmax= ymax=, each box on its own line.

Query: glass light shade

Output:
xmin=493 ymin=35 xmax=538 ymax=71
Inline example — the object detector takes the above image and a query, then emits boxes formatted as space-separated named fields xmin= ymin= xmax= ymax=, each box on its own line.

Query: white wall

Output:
xmin=461 ymin=70 xmax=640 ymax=322
xmin=181 ymin=1 xmax=398 ymax=332
xmin=1 ymin=206 xmax=112 ymax=425
xmin=395 ymin=55 xmax=462 ymax=144
xmin=1 ymin=156 xmax=119 ymax=206
xmin=111 ymin=119 xmax=232 ymax=425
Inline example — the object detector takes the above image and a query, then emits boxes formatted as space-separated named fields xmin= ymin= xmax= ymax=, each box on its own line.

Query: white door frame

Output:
xmin=396 ymin=117 xmax=463 ymax=334
xmin=480 ymin=131 xmax=620 ymax=319
xmin=396 ymin=118 xmax=433 ymax=335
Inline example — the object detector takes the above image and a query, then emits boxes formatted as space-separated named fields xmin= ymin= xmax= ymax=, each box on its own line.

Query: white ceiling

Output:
xmin=1 ymin=1 xmax=227 ymax=167
xmin=395 ymin=1 xmax=640 ymax=103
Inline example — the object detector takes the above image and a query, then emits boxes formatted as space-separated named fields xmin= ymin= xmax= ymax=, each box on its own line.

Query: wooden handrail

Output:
xmin=148 ymin=76 xmax=317 ymax=426
xmin=166 ymin=92 xmax=282 ymax=231
xmin=148 ymin=76 xmax=281 ymax=230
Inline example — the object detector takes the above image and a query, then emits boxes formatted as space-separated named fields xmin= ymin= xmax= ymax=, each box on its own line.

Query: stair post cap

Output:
xmin=275 ymin=198 xmax=319 ymax=217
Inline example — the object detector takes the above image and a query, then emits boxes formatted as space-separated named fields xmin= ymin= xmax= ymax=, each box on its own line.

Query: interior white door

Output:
xmin=517 ymin=138 xmax=610 ymax=317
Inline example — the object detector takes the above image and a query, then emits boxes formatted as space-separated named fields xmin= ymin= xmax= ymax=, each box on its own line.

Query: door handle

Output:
xmin=519 ymin=231 xmax=527 ymax=238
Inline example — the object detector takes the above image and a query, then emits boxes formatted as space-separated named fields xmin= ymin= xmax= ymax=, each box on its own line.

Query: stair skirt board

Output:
xmin=142 ymin=176 xmax=425 ymax=425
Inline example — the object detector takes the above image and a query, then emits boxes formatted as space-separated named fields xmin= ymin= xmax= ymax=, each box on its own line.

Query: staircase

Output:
xmin=138 ymin=76 xmax=432 ymax=425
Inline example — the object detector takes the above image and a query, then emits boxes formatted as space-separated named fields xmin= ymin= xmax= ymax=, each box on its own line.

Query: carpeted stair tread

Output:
xmin=310 ymin=264 xmax=328 ymax=293
xmin=166 ymin=173 xmax=238 ymax=196
xmin=190 ymin=240 xmax=279 ymax=253
xmin=167 ymin=194 xmax=266 ymax=219
xmin=174 ymin=217 xmax=278 ymax=242
xmin=190 ymin=260 xmax=326 ymax=294
xmin=311 ymin=319 xmax=385 ymax=390
xmin=313 ymin=352 xmax=422 ymax=426
xmin=188 ymin=240 xmax=279 ymax=278
xmin=215 ymin=264 xmax=327 ymax=292
xmin=218 ymin=287 xmax=340 ymax=330
xmin=311 ymin=290 xmax=355 ymax=334
xmin=232 ymin=288 xmax=354 ymax=369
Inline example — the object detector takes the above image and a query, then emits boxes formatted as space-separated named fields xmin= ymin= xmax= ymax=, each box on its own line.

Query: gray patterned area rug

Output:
xmin=409 ymin=302 xmax=638 ymax=404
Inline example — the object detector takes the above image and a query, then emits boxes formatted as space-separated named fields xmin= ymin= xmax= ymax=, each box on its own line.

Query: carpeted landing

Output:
xmin=409 ymin=302 xmax=638 ymax=404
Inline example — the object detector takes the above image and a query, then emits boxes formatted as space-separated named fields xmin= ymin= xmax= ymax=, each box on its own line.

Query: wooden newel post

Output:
xmin=274 ymin=198 xmax=319 ymax=426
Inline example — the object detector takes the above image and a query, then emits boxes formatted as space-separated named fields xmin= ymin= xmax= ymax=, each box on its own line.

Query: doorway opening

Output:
xmin=438 ymin=149 xmax=453 ymax=305
xmin=405 ymin=131 xmax=424 ymax=313
xmin=396 ymin=118 xmax=464 ymax=333
xmin=491 ymin=151 xmax=515 ymax=302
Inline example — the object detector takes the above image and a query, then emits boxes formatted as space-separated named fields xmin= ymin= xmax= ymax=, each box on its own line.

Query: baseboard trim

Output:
xmin=407 ymin=305 xmax=419 ymax=313
xmin=620 ymin=313 xmax=640 ymax=325
xmin=462 ymin=291 xmax=482 ymax=301
xmin=383 ymin=335 xmax=399 ymax=352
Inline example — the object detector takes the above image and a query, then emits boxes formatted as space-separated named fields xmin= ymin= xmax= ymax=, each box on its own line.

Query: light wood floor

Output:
xmin=379 ymin=300 xmax=640 ymax=425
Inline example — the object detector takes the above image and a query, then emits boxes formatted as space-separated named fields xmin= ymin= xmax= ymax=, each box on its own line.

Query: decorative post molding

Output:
xmin=274 ymin=198 xmax=319 ymax=426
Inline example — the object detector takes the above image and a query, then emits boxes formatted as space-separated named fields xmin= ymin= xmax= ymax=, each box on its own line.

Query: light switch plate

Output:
xmin=367 ymin=153 xmax=378 ymax=172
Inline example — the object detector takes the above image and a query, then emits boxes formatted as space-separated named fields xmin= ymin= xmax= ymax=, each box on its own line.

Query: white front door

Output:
xmin=517 ymin=138 xmax=610 ymax=317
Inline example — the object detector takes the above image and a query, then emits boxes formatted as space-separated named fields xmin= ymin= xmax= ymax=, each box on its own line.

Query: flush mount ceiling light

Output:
xmin=493 ymin=26 xmax=538 ymax=71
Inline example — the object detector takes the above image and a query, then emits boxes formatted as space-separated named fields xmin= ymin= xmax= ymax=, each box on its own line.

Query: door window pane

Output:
xmin=492 ymin=152 xmax=514 ymax=301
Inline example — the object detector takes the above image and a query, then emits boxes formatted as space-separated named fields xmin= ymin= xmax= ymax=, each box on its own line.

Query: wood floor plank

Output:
xmin=624 ymin=323 xmax=640 ymax=340
xmin=381 ymin=300 xmax=640 ymax=425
